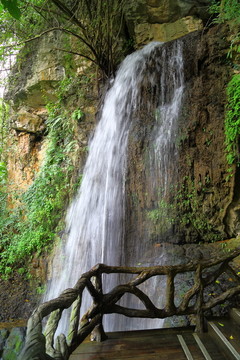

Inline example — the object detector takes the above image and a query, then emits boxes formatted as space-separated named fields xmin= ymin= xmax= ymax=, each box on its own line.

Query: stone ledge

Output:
xmin=135 ymin=16 xmax=203 ymax=46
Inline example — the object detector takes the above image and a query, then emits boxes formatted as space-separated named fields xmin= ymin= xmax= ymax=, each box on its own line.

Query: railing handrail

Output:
xmin=19 ymin=247 xmax=240 ymax=360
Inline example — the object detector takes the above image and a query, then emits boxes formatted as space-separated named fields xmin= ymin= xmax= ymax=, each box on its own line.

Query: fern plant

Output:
xmin=225 ymin=74 xmax=240 ymax=165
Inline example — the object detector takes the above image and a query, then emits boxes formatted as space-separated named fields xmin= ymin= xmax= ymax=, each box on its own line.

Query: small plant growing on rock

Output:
xmin=225 ymin=74 xmax=240 ymax=165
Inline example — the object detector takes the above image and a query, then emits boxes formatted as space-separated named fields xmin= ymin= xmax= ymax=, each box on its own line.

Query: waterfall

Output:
xmin=116 ymin=40 xmax=184 ymax=330
xmin=44 ymin=39 xmax=185 ymax=332
xmin=151 ymin=42 xmax=184 ymax=197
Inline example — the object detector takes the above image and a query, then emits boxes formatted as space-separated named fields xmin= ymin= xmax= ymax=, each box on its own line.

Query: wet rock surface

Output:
xmin=0 ymin=329 xmax=9 ymax=357
xmin=1 ymin=327 xmax=26 ymax=360
xmin=125 ymin=25 xmax=233 ymax=249
xmin=0 ymin=273 xmax=37 ymax=322
xmin=0 ymin=276 xmax=35 ymax=358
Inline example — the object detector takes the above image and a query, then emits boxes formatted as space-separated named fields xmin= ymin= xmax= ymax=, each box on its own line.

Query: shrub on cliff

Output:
xmin=0 ymin=0 xmax=131 ymax=77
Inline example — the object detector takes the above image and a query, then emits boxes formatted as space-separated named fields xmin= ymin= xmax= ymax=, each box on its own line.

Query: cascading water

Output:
xmin=45 ymin=39 xmax=185 ymax=332
xmin=116 ymin=40 xmax=184 ymax=330
xmin=151 ymin=42 xmax=184 ymax=197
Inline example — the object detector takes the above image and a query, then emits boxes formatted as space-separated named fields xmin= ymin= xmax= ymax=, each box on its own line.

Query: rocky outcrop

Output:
xmin=0 ymin=327 xmax=26 ymax=360
xmin=4 ymin=32 xmax=97 ymax=195
xmin=4 ymin=33 xmax=65 ymax=194
xmin=178 ymin=24 xmax=233 ymax=240
xmin=5 ymin=32 xmax=65 ymax=107
xmin=0 ymin=329 xmax=9 ymax=356
xmin=224 ymin=168 xmax=240 ymax=237
xmin=126 ymin=0 xmax=211 ymax=45
xmin=126 ymin=0 xmax=211 ymax=24
xmin=11 ymin=107 xmax=46 ymax=134
xmin=134 ymin=16 xmax=203 ymax=45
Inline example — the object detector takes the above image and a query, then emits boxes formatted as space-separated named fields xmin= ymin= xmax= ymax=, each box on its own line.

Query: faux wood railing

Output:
xmin=19 ymin=248 xmax=240 ymax=360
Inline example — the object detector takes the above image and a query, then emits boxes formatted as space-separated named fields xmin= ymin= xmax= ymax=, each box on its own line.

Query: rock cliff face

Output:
xmin=126 ymin=0 xmax=210 ymax=45
xmin=5 ymin=33 xmax=64 ymax=195
xmin=124 ymin=25 xmax=233 ymax=262
xmin=4 ymin=32 xmax=97 ymax=201
xmin=178 ymin=24 xmax=233 ymax=239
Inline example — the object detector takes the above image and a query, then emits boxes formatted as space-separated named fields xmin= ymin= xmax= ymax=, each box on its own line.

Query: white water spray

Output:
xmin=152 ymin=42 xmax=184 ymax=195
xmin=117 ymin=40 xmax=184 ymax=330
xmin=45 ymin=40 xmax=185 ymax=332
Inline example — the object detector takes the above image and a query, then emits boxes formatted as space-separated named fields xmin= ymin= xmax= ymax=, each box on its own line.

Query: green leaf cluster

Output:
xmin=0 ymin=160 xmax=7 ymax=182
xmin=0 ymin=0 xmax=21 ymax=20
xmin=0 ymin=100 xmax=9 ymax=157
xmin=208 ymin=1 xmax=240 ymax=168
xmin=174 ymin=181 xmax=220 ymax=242
xmin=225 ymin=74 xmax=240 ymax=165
xmin=147 ymin=178 xmax=221 ymax=243
xmin=209 ymin=0 xmax=240 ymax=25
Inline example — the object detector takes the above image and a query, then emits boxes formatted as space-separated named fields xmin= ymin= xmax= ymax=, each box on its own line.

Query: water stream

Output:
xmin=115 ymin=40 xmax=184 ymax=330
xmin=44 ymin=39 xmax=185 ymax=332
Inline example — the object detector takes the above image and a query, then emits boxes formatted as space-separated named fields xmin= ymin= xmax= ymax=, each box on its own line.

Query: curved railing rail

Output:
xmin=19 ymin=248 xmax=240 ymax=360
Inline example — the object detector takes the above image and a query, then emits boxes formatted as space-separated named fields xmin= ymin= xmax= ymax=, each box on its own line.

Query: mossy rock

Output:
xmin=2 ymin=327 xmax=26 ymax=360
xmin=0 ymin=329 xmax=9 ymax=357
xmin=164 ymin=315 xmax=190 ymax=328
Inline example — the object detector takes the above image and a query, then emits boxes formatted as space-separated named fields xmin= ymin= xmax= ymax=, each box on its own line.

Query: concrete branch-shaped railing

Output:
xmin=19 ymin=248 xmax=240 ymax=360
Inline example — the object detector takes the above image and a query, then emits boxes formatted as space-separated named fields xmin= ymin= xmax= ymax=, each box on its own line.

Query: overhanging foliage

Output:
xmin=0 ymin=0 xmax=130 ymax=77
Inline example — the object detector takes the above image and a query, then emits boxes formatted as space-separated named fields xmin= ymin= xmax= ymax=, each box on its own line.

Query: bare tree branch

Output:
xmin=50 ymin=0 xmax=86 ymax=31
xmin=54 ymin=47 xmax=96 ymax=64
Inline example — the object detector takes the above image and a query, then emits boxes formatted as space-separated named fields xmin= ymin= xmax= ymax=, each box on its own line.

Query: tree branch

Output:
xmin=50 ymin=0 xmax=86 ymax=31
xmin=54 ymin=47 xmax=96 ymax=64
xmin=0 ymin=27 xmax=68 ymax=49
xmin=203 ymin=285 xmax=240 ymax=310
xmin=0 ymin=27 xmax=98 ymax=63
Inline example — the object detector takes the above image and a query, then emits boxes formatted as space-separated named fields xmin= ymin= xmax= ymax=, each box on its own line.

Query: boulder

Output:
xmin=2 ymin=327 xmax=26 ymax=360
xmin=0 ymin=329 xmax=9 ymax=357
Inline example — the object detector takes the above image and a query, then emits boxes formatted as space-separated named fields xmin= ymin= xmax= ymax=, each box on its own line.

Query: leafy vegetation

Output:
xmin=175 ymin=180 xmax=221 ymax=242
xmin=0 ymin=99 xmax=8 ymax=157
xmin=209 ymin=0 xmax=240 ymax=64
xmin=225 ymin=74 xmax=240 ymax=165
xmin=147 ymin=178 xmax=221 ymax=243
xmin=0 ymin=0 xmax=21 ymax=20
xmin=209 ymin=1 xmax=240 ymax=167
xmin=0 ymin=77 xmax=82 ymax=277
xmin=0 ymin=0 xmax=131 ymax=77
xmin=209 ymin=0 xmax=240 ymax=25
xmin=147 ymin=198 xmax=175 ymax=234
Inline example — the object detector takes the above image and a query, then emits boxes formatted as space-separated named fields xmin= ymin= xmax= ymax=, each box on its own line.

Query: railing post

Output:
xmin=195 ymin=307 xmax=205 ymax=333
xmin=44 ymin=309 xmax=63 ymax=357
xmin=19 ymin=312 xmax=51 ymax=360
xmin=90 ymin=274 xmax=108 ymax=342
xmin=195 ymin=264 xmax=205 ymax=333
xmin=67 ymin=295 xmax=82 ymax=346
xmin=166 ymin=270 xmax=175 ymax=313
